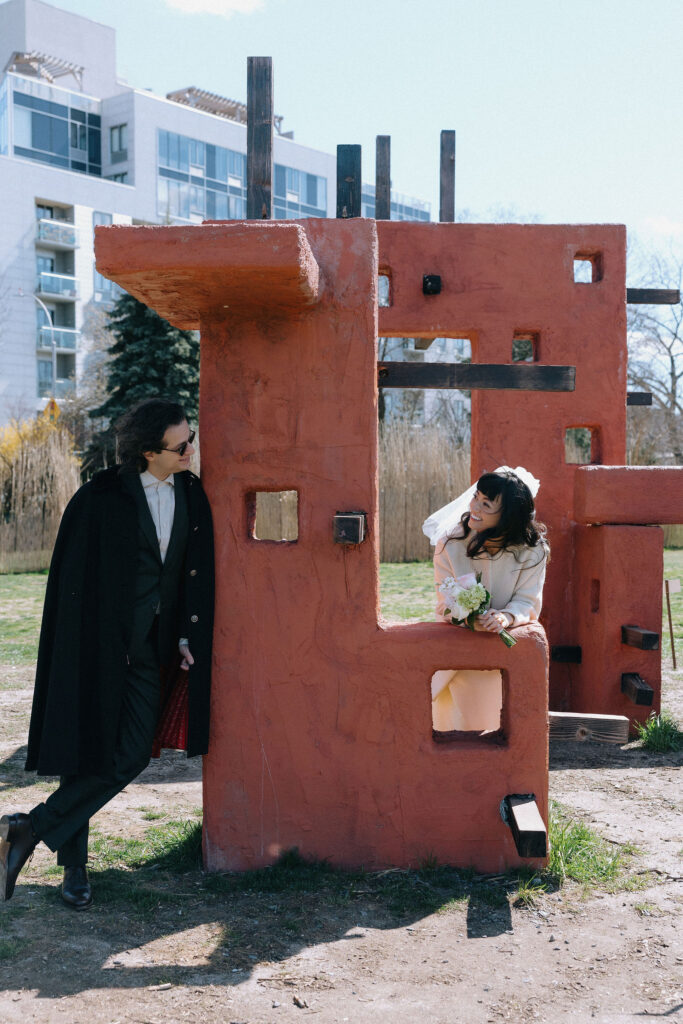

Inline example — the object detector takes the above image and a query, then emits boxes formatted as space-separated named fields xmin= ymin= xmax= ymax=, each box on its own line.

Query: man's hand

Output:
xmin=179 ymin=644 xmax=195 ymax=671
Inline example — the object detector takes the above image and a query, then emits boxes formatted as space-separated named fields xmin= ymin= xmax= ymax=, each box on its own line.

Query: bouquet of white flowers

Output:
xmin=438 ymin=571 xmax=517 ymax=648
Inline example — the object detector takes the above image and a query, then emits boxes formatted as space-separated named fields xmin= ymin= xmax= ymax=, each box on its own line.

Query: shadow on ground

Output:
xmin=0 ymin=746 xmax=202 ymax=793
xmin=549 ymin=738 xmax=683 ymax=772
xmin=1 ymin=840 xmax=529 ymax=999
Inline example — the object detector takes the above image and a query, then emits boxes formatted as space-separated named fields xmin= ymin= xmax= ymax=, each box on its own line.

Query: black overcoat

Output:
xmin=25 ymin=466 xmax=214 ymax=776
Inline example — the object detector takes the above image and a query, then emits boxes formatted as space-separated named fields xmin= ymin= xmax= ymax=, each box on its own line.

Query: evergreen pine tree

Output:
xmin=84 ymin=293 xmax=199 ymax=472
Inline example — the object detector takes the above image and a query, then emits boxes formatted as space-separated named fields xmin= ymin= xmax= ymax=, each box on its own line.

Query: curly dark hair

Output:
xmin=459 ymin=469 xmax=549 ymax=561
xmin=114 ymin=398 xmax=187 ymax=472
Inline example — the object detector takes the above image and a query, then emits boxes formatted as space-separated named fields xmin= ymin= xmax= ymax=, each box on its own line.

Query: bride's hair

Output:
xmin=459 ymin=470 xmax=548 ymax=560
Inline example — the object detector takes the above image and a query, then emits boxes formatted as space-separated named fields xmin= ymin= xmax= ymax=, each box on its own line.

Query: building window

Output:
xmin=93 ymin=211 xmax=113 ymax=227
xmin=70 ymin=121 xmax=86 ymax=150
xmin=110 ymin=124 xmax=127 ymax=153
xmin=106 ymin=172 xmax=128 ymax=183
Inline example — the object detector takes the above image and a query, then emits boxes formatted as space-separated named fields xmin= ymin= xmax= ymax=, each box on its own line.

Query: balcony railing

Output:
xmin=36 ymin=219 xmax=78 ymax=248
xmin=36 ymin=326 xmax=80 ymax=350
xmin=36 ymin=273 xmax=79 ymax=300
xmin=38 ymin=378 xmax=76 ymax=399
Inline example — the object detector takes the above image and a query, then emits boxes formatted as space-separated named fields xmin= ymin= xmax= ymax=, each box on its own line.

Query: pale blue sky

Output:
xmin=52 ymin=0 xmax=683 ymax=256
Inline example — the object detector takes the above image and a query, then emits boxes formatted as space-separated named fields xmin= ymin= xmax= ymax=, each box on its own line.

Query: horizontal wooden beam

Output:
xmin=621 ymin=673 xmax=654 ymax=706
xmin=549 ymin=711 xmax=630 ymax=745
xmin=377 ymin=362 xmax=576 ymax=391
xmin=551 ymin=645 xmax=582 ymax=663
xmin=627 ymin=391 xmax=652 ymax=406
xmin=621 ymin=624 xmax=659 ymax=650
xmin=503 ymin=795 xmax=547 ymax=858
xmin=627 ymin=288 xmax=680 ymax=305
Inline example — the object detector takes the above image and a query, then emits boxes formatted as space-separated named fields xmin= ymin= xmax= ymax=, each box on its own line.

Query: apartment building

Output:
xmin=0 ymin=0 xmax=434 ymax=425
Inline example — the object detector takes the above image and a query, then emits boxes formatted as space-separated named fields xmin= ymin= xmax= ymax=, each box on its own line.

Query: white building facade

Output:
xmin=0 ymin=0 xmax=434 ymax=425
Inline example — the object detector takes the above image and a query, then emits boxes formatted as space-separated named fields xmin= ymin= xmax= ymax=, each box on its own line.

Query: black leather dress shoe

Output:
xmin=61 ymin=865 xmax=92 ymax=910
xmin=0 ymin=813 xmax=39 ymax=901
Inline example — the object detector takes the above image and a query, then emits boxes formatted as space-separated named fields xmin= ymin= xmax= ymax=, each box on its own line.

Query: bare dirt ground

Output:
xmin=0 ymin=662 xmax=681 ymax=1024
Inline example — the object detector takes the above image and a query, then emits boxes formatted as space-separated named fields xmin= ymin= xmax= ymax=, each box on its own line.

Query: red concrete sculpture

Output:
xmin=95 ymin=217 xmax=681 ymax=872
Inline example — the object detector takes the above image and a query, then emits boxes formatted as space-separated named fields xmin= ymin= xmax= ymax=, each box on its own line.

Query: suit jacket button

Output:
xmin=191 ymin=614 xmax=199 ymax=623
xmin=190 ymin=569 xmax=197 ymax=576
xmin=193 ymin=526 xmax=199 ymax=532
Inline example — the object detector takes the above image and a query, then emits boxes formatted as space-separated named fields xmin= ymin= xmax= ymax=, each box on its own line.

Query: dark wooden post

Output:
xmin=375 ymin=136 xmax=391 ymax=220
xmin=247 ymin=56 xmax=273 ymax=220
xmin=336 ymin=145 xmax=362 ymax=218
xmin=439 ymin=129 xmax=456 ymax=222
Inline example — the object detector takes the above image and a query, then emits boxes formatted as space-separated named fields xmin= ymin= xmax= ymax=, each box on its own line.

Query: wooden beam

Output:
xmin=621 ymin=673 xmax=654 ymax=706
xmin=503 ymin=795 xmax=547 ymax=858
xmin=377 ymin=362 xmax=576 ymax=391
xmin=621 ymin=624 xmax=659 ymax=650
xmin=627 ymin=288 xmax=680 ymax=305
xmin=337 ymin=145 xmax=362 ymax=218
xmin=549 ymin=711 xmax=630 ymax=745
xmin=246 ymin=57 xmax=273 ymax=220
xmin=375 ymin=136 xmax=391 ymax=221
xmin=551 ymin=645 xmax=582 ymax=663
xmin=627 ymin=392 xmax=653 ymax=406
xmin=439 ymin=130 xmax=456 ymax=222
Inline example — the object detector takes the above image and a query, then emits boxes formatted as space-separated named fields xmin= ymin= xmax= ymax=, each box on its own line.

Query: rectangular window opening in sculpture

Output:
xmin=431 ymin=669 xmax=504 ymax=743
xmin=247 ymin=490 xmax=299 ymax=542
xmin=512 ymin=331 xmax=539 ymax=362
xmin=573 ymin=252 xmax=603 ymax=283
xmin=565 ymin=426 xmax=601 ymax=465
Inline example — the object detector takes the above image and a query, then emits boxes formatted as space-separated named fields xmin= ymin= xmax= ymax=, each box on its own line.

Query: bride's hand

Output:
xmin=477 ymin=610 xmax=509 ymax=633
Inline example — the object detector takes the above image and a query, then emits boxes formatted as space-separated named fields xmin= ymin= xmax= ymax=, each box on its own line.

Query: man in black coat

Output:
xmin=0 ymin=398 xmax=214 ymax=908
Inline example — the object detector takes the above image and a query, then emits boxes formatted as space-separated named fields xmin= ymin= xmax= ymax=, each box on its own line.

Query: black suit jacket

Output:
xmin=26 ymin=466 xmax=214 ymax=776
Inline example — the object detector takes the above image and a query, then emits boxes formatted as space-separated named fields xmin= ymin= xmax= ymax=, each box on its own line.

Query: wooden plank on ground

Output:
xmin=621 ymin=624 xmax=660 ymax=650
xmin=504 ymin=796 xmax=547 ymax=858
xmin=377 ymin=362 xmax=576 ymax=391
xmin=246 ymin=56 xmax=273 ymax=220
xmin=375 ymin=136 xmax=391 ymax=221
xmin=439 ymin=130 xmax=456 ymax=222
xmin=621 ymin=673 xmax=654 ymax=706
xmin=549 ymin=711 xmax=630 ymax=744
xmin=337 ymin=145 xmax=362 ymax=218
xmin=627 ymin=288 xmax=680 ymax=305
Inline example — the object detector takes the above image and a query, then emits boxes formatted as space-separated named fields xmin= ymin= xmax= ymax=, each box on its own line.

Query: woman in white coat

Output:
xmin=425 ymin=467 xmax=548 ymax=733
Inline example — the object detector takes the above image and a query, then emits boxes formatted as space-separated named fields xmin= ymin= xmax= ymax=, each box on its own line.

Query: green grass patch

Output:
xmin=379 ymin=561 xmax=434 ymax=622
xmin=0 ymin=571 xmax=47 ymax=665
xmin=634 ymin=711 xmax=683 ymax=752
xmin=546 ymin=801 xmax=631 ymax=887
xmin=0 ymin=937 xmax=29 ymax=961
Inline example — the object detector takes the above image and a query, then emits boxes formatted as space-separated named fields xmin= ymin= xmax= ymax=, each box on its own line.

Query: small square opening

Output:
xmin=378 ymin=272 xmax=391 ymax=307
xmin=431 ymin=669 xmax=503 ymax=741
xmin=565 ymin=427 xmax=600 ymax=465
xmin=512 ymin=331 xmax=539 ymax=363
xmin=247 ymin=490 xmax=298 ymax=542
xmin=573 ymin=252 xmax=603 ymax=283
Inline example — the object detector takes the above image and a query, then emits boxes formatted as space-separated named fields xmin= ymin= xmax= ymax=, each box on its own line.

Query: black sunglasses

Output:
xmin=159 ymin=430 xmax=196 ymax=456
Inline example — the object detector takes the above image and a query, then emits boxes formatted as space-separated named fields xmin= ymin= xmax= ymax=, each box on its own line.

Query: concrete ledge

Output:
xmin=574 ymin=465 xmax=683 ymax=525
xmin=94 ymin=221 xmax=321 ymax=329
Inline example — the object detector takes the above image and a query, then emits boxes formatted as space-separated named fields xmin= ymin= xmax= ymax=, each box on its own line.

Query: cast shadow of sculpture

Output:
xmin=3 ymin=851 xmax=542 ymax=998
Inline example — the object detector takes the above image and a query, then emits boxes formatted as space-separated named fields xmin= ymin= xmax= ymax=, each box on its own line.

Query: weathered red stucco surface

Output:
xmin=376 ymin=222 xmax=683 ymax=723
xmin=95 ymin=219 xmax=549 ymax=871
xmin=95 ymin=216 xmax=683 ymax=871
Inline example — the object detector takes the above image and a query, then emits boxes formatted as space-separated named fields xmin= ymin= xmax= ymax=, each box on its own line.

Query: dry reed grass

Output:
xmin=0 ymin=418 xmax=80 ymax=573
xmin=380 ymin=421 xmax=470 ymax=562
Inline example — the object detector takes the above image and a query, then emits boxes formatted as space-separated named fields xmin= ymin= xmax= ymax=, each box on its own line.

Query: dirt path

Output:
xmin=0 ymin=668 xmax=681 ymax=1024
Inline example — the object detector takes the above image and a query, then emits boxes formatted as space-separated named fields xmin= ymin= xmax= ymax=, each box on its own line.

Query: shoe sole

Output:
xmin=62 ymin=898 xmax=93 ymax=911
